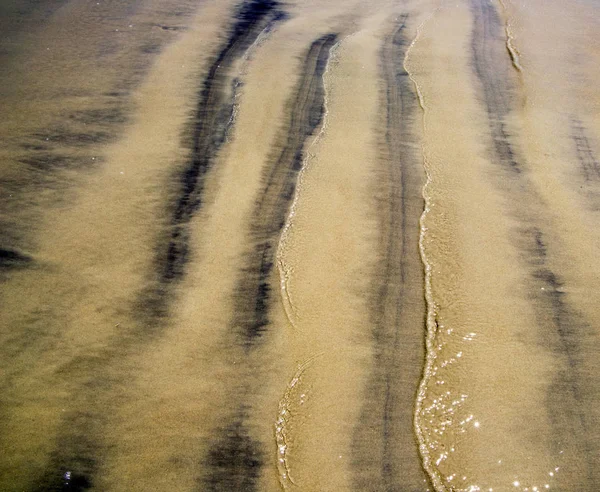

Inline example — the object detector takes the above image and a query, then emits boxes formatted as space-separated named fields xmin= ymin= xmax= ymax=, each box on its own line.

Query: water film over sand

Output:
xmin=1 ymin=0 xmax=599 ymax=490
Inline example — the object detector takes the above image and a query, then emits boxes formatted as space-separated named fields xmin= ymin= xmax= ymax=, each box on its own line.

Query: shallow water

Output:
xmin=1 ymin=0 xmax=599 ymax=490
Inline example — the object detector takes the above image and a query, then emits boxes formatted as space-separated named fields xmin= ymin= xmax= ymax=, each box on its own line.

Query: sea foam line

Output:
xmin=274 ymin=353 xmax=323 ymax=490
xmin=498 ymin=0 xmax=523 ymax=73
xmin=275 ymin=39 xmax=341 ymax=330
xmin=404 ymin=3 xmax=449 ymax=491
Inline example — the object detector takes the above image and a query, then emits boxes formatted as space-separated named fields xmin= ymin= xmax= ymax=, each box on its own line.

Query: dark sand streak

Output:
xmin=571 ymin=117 xmax=600 ymax=209
xmin=0 ymin=2 xmax=205 ymax=488
xmin=201 ymin=33 xmax=338 ymax=492
xmin=140 ymin=0 xmax=285 ymax=320
xmin=230 ymin=33 xmax=338 ymax=347
xmin=0 ymin=248 xmax=33 ymax=271
xmin=571 ymin=120 xmax=600 ymax=181
xmin=0 ymin=95 xmax=122 ymax=278
xmin=202 ymin=408 xmax=265 ymax=492
xmin=0 ymin=1 xmax=197 ymax=273
xmin=23 ymin=3 xmax=286 ymax=491
xmin=351 ymin=16 xmax=429 ymax=492
xmin=470 ymin=0 xmax=599 ymax=486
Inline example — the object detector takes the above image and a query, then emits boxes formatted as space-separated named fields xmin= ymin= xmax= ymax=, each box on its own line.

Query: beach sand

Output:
xmin=1 ymin=0 xmax=599 ymax=490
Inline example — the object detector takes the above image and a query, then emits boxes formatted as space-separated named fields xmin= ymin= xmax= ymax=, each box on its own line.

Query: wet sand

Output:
xmin=1 ymin=0 xmax=599 ymax=491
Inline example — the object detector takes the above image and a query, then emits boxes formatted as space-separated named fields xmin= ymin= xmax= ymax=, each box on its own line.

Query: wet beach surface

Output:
xmin=1 ymin=0 xmax=599 ymax=490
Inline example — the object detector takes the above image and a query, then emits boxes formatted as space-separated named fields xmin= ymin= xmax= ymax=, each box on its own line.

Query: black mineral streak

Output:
xmin=28 ymin=364 xmax=117 ymax=492
xmin=470 ymin=0 xmax=522 ymax=175
xmin=350 ymin=17 xmax=429 ymax=491
xmin=230 ymin=33 xmax=338 ymax=347
xmin=571 ymin=117 xmax=600 ymax=209
xmin=571 ymin=119 xmax=600 ymax=181
xmin=202 ymin=416 xmax=264 ymax=492
xmin=142 ymin=0 xmax=285 ymax=320
xmin=0 ymin=0 xmax=200 ymax=278
xmin=470 ymin=0 xmax=598 ymax=485
xmin=0 ymin=248 xmax=32 ymax=270
xmin=199 ymin=32 xmax=337 ymax=492
xmin=24 ymin=3 xmax=286 ymax=490
xmin=34 ymin=445 xmax=95 ymax=492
